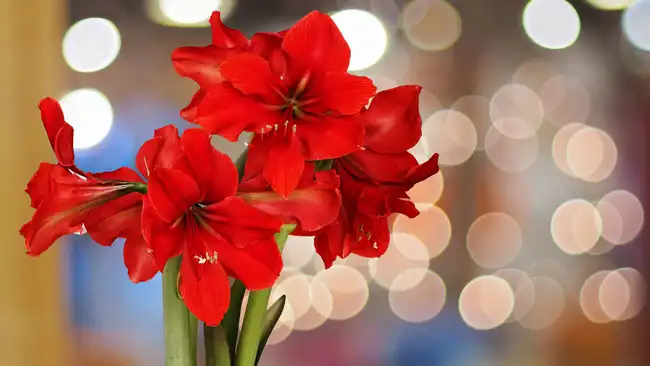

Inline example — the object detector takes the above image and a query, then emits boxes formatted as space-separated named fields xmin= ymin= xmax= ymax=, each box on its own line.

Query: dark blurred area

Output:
xmin=1 ymin=0 xmax=649 ymax=365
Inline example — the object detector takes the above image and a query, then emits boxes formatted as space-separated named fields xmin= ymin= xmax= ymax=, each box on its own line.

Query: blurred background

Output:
xmin=2 ymin=0 xmax=649 ymax=365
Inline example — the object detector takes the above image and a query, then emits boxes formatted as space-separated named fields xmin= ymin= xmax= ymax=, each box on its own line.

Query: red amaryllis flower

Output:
xmin=20 ymin=98 xmax=156 ymax=283
xmin=187 ymin=11 xmax=376 ymax=197
xmin=140 ymin=127 xmax=285 ymax=325
xmin=308 ymin=86 xmax=441 ymax=267
xmin=238 ymin=162 xmax=342 ymax=233
xmin=172 ymin=11 xmax=286 ymax=121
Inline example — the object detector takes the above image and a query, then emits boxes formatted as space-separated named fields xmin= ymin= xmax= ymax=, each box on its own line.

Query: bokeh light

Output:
xmin=489 ymin=84 xmax=544 ymax=139
xmin=551 ymin=199 xmax=602 ymax=255
xmin=59 ymin=89 xmax=113 ymax=149
xmin=389 ymin=269 xmax=446 ymax=323
xmin=277 ymin=273 xmax=313 ymax=320
xmin=615 ymin=267 xmax=646 ymax=321
xmin=623 ymin=0 xmax=650 ymax=51
xmin=523 ymin=0 xmax=581 ymax=50
xmin=452 ymin=95 xmax=491 ymax=151
xmin=313 ymin=265 xmax=369 ymax=321
xmin=513 ymin=60 xmax=556 ymax=92
xmin=157 ymin=0 xmax=227 ymax=26
xmin=332 ymin=9 xmax=388 ymax=71
xmin=599 ymin=270 xmax=630 ymax=321
xmin=581 ymin=268 xmax=646 ymax=323
xmin=369 ymin=234 xmax=430 ymax=289
xmin=580 ymin=271 xmax=612 ymax=323
xmin=540 ymin=75 xmax=591 ymax=126
xmin=566 ymin=126 xmax=618 ymax=182
xmin=459 ymin=275 xmax=515 ymax=330
xmin=494 ymin=269 xmax=535 ymax=323
xmin=336 ymin=0 xmax=401 ymax=34
xmin=423 ymin=110 xmax=477 ymax=166
xmin=484 ymin=126 xmax=539 ymax=172
xmin=587 ymin=0 xmax=636 ymax=10
xmin=597 ymin=190 xmax=644 ymax=245
xmin=515 ymin=277 xmax=565 ymax=330
xmin=392 ymin=206 xmax=452 ymax=259
xmin=402 ymin=0 xmax=462 ymax=51
xmin=63 ymin=18 xmax=121 ymax=73
xmin=282 ymin=235 xmax=316 ymax=269
xmin=466 ymin=213 xmax=523 ymax=269
xmin=552 ymin=123 xmax=587 ymax=178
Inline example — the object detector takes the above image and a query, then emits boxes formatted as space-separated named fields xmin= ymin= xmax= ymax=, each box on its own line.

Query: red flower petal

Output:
xmin=313 ymin=213 xmax=352 ymax=268
xmin=123 ymin=233 xmax=158 ymax=283
xmin=179 ymin=129 xmax=238 ymax=203
xmin=239 ymin=170 xmax=342 ymax=232
xmin=282 ymin=11 xmax=351 ymax=73
xmin=25 ymin=162 xmax=57 ymax=208
xmin=200 ymin=196 xmax=283 ymax=250
xmin=362 ymin=85 xmax=423 ymax=153
xmin=220 ymin=52 xmax=286 ymax=104
xmin=141 ymin=196 xmax=184 ymax=270
xmin=39 ymin=97 xmax=75 ymax=167
xmin=262 ymin=135 xmax=305 ymax=198
xmin=314 ymin=72 xmax=376 ymax=115
xmin=171 ymin=46 xmax=231 ymax=89
xmin=136 ymin=124 xmax=182 ymax=178
xmin=22 ymin=167 xmax=118 ymax=256
xmin=196 ymin=84 xmax=283 ymax=141
xmin=250 ymin=32 xmax=284 ymax=59
xmin=179 ymin=247 xmax=230 ymax=326
xmin=349 ymin=216 xmax=390 ymax=258
xmin=296 ymin=115 xmax=364 ymax=161
xmin=209 ymin=11 xmax=248 ymax=49
xmin=404 ymin=153 xmax=440 ymax=186
xmin=180 ymin=89 xmax=206 ymax=122
xmin=314 ymin=233 xmax=336 ymax=269
xmin=147 ymin=168 xmax=200 ymax=223
xmin=91 ymin=166 xmax=144 ymax=183
xmin=344 ymin=150 xmax=418 ymax=183
xmin=84 ymin=193 xmax=142 ymax=246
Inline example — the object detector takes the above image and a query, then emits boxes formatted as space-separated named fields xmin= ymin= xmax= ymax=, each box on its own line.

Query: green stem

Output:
xmin=234 ymin=225 xmax=295 ymax=366
xmin=163 ymin=256 xmax=198 ymax=366
xmin=221 ymin=281 xmax=247 ymax=356
xmin=204 ymin=325 xmax=231 ymax=366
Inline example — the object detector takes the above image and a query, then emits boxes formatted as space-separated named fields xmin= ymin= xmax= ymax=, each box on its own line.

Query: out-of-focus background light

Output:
xmin=459 ymin=275 xmax=515 ymax=330
xmin=332 ymin=9 xmax=388 ymax=71
xmin=623 ymin=0 xmax=650 ymax=51
xmin=523 ymin=0 xmax=581 ymax=50
xmin=59 ymin=88 xmax=113 ymax=149
xmin=551 ymin=199 xmax=603 ymax=255
xmin=402 ymin=0 xmax=462 ymax=51
xmin=149 ymin=0 xmax=235 ymax=27
xmin=466 ymin=212 xmax=522 ymax=269
xmin=63 ymin=18 xmax=121 ymax=73
xmin=587 ymin=0 xmax=636 ymax=10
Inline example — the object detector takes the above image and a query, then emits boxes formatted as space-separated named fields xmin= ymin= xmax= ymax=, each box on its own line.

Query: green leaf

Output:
xmin=255 ymin=295 xmax=287 ymax=366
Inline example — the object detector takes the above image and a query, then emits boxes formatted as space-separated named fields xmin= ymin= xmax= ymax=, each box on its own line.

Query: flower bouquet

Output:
xmin=20 ymin=10 xmax=439 ymax=366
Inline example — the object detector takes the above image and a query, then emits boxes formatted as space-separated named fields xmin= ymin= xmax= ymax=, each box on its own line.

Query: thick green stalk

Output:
xmin=234 ymin=225 xmax=295 ymax=366
xmin=204 ymin=325 xmax=231 ymax=366
xmin=221 ymin=280 xmax=247 ymax=356
xmin=163 ymin=256 xmax=198 ymax=366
